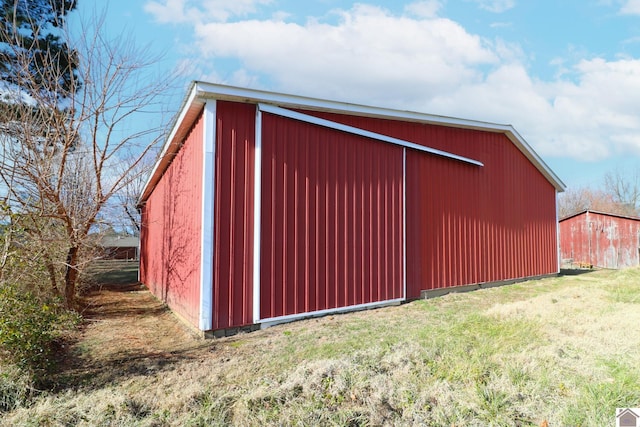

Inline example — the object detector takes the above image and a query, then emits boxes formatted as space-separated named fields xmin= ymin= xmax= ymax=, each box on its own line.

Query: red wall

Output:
xmin=560 ymin=211 xmax=640 ymax=269
xmin=300 ymin=111 xmax=558 ymax=297
xmin=140 ymin=113 xmax=204 ymax=327
xmin=405 ymin=132 xmax=557 ymax=296
xmin=259 ymin=112 xmax=404 ymax=319
xmin=211 ymin=101 xmax=256 ymax=329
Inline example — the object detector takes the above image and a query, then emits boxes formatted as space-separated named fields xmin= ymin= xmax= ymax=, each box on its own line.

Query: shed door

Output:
xmin=259 ymin=112 xmax=404 ymax=319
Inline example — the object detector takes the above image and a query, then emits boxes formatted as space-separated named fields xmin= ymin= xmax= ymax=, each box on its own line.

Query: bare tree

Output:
xmin=557 ymin=186 xmax=620 ymax=219
xmin=603 ymin=166 xmax=640 ymax=216
xmin=559 ymin=167 xmax=640 ymax=219
xmin=112 ymin=152 xmax=157 ymax=235
xmin=0 ymin=4 xmax=178 ymax=306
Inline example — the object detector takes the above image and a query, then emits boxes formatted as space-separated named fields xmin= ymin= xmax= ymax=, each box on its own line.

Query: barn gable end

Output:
xmin=139 ymin=82 xmax=565 ymax=334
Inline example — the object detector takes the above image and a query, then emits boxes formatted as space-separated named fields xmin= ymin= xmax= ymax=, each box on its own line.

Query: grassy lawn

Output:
xmin=86 ymin=259 xmax=139 ymax=286
xmin=3 ymin=267 xmax=640 ymax=426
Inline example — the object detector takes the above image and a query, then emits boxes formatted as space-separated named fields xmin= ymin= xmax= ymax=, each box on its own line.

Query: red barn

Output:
xmin=559 ymin=210 xmax=640 ymax=269
xmin=138 ymin=82 xmax=565 ymax=335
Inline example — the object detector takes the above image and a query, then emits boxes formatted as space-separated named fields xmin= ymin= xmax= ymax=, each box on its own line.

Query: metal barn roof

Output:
xmin=140 ymin=81 xmax=566 ymax=205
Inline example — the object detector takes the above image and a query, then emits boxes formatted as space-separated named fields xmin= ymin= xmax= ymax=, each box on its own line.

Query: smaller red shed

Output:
xmin=559 ymin=209 xmax=640 ymax=269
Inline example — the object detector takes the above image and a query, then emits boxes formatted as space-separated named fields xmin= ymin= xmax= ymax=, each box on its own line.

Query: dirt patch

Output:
xmin=58 ymin=280 xmax=210 ymax=390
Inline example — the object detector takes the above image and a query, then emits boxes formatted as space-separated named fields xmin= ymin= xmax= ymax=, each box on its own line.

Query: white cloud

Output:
xmin=144 ymin=0 xmax=195 ymax=23
xmin=620 ymin=0 xmax=640 ymax=15
xmin=429 ymin=58 xmax=640 ymax=161
xmin=470 ymin=0 xmax=516 ymax=13
xmin=144 ymin=0 xmax=272 ymax=23
xmin=557 ymin=58 xmax=640 ymax=155
xmin=404 ymin=0 xmax=442 ymax=18
xmin=146 ymin=1 xmax=640 ymax=163
xmin=417 ymin=55 xmax=640 ymax=161
xmin=193 ymin=4 xmax=499 ymax=104
xmin=622 ymin=35 xmax=640 ymax=45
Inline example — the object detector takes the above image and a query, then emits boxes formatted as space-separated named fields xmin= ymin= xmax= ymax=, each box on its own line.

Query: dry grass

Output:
xmin=3 ymin=265 xmax=640 ymax=426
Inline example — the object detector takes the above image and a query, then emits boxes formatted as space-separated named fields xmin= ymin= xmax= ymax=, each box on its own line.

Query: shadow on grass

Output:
xmin=55 ymin=294 xmax=208 ymax=392
xmin=52 ymin=259 xmax=210 ymax=392
xmin=53 ymin=345 xmax=206 ymax=393
xmin=78 ymin=293 xmax=169 ymax=319
xmin=559 ymin=268 xmax=598 ymax=276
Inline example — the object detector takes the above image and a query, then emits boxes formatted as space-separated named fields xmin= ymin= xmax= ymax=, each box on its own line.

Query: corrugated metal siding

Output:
xmin=259 ymin=113 xmax=404 ymax=319
xmin=212 ymin=101 xmax=255 ymax=329
xmin=405 ymin=134 xmax=557 ymax=296
xmin=139 ymin=113 xmax=204 ymax=327
xmin=559 ymin=214 xmax=588 ymax=267
xmin=560 ymin=212 xmax=640 ymax=269
xmin=295 ymin=110 xmax=558 ymax=297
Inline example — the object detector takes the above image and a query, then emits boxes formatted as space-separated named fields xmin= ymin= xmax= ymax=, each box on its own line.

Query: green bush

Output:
xmin=0 ymin=283 xmax=76 ymax=384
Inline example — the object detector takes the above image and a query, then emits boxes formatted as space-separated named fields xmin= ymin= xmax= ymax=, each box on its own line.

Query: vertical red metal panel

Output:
xmin=298 ymin=110 xmax=557 ymax=297
xmin=560 ymin=211 xmax=640 ymax=269
xmin=139 ymin=113 xmax=204 ymax=328
xmin=260 ymin=113 xmax=404 ymax=319
xmin=212 ymin=101 xmax=255 ymax=329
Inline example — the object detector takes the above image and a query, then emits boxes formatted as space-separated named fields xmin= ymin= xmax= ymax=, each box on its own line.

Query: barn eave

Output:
xmin=139 ymin=81 xmax=566 ymax=206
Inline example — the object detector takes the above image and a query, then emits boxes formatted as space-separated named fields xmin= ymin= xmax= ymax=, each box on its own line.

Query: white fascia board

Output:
xmin=402 ymin=148 xmax=407 ymax=300
xmin=138 ymin=83 xmax=204 ymax=205
xmin=252 ymin=107 xmax=262 ymax=323
xmin=161 ymin=82 xmax=201 ymax=164
xmin=199 ymin=100 xmax=216 ymax=332
xmin=194 ymin=81 xmax=504 ymax=130
xmin=555 ymin=189 xmax=561 ymax=274
xmin=258 ymin=103 xmax=483 ymax=167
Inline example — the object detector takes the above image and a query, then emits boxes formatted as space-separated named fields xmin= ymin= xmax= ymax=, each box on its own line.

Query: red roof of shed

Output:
xmin=560 ymin=209 xmax=640 ymax=222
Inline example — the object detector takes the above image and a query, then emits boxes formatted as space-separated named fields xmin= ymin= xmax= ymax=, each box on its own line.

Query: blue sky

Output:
xmin=100 ymin=0 xmax=640 ymax=190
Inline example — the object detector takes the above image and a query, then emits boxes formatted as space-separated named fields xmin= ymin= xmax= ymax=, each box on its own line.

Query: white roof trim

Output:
xmin=192 ymin=82 xmax=563 ymax=191
xmin=139 ymin=84 xmax=201 ymax=204
xmin=139 ymin=81 xmax=566 ymax=204
xmin=258 ymin=103 xmax=484 ymax=167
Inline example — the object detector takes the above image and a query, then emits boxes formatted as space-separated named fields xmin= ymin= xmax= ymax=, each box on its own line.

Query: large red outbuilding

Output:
xmin=559 ymin=210 xmax=640 ymax=269
xmin=138 ymin=82 xmax=566 ymax=335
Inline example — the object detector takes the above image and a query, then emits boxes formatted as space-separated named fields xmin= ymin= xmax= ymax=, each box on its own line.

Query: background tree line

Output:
xmin=558 ymin=166 xmax=640 ymax=219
